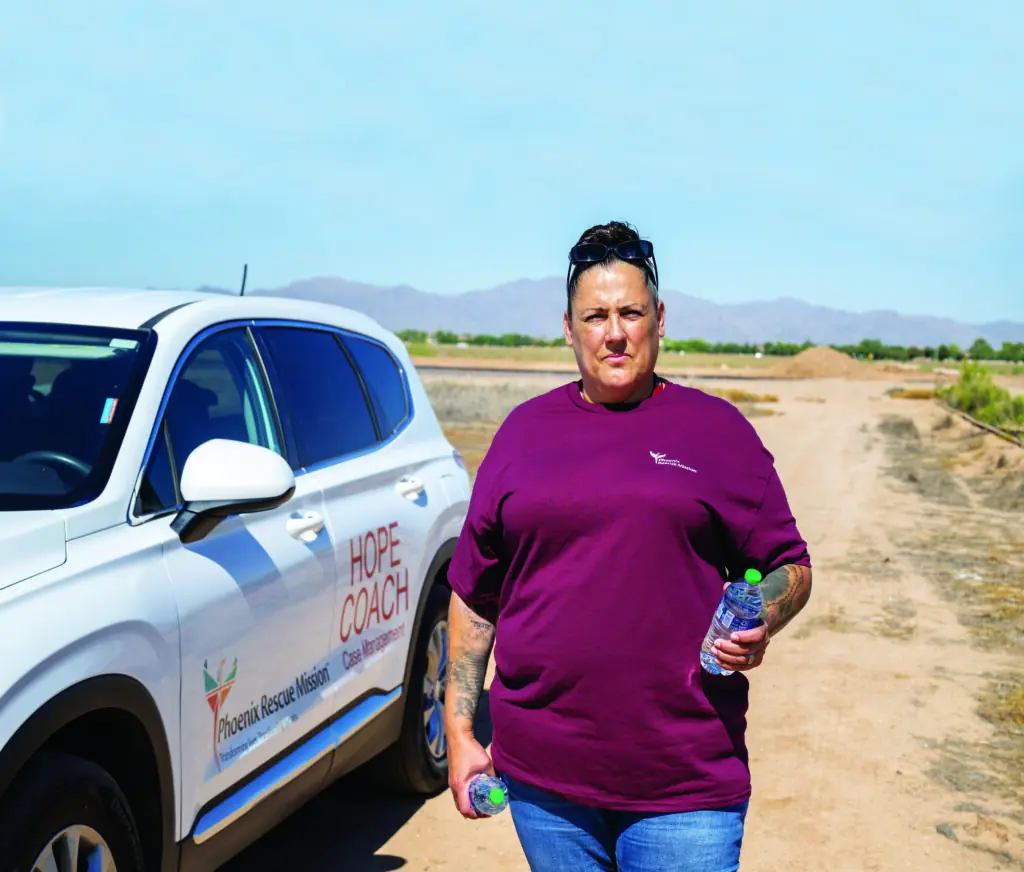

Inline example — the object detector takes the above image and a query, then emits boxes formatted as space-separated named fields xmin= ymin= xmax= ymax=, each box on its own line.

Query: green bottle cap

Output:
xmin=489 ymin=786 xmax=506 ymax=805
xmin=744 ymin=568 xmax=763 ymax=584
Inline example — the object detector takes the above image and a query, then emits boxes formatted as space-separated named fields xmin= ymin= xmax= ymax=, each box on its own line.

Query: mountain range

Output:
xmin=198 ymin=276 xmax=1023 ymax=347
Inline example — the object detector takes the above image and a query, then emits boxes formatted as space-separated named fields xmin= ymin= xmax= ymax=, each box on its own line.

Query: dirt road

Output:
xmin=225 ymin=375 xmax=1023 ymax=871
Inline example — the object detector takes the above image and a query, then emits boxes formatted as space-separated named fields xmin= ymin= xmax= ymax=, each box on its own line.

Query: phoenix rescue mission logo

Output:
xmin=203 ymin=655 xmax=331 ymax=776
xmin=650 ymin=451 xmax=697 ymax=473
xmin=204 ymin=657 xmax=238 ymax=774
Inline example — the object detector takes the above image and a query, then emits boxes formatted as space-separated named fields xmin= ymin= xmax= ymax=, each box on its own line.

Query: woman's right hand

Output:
xmin=448 ymin=733 xmax=496 ymax=819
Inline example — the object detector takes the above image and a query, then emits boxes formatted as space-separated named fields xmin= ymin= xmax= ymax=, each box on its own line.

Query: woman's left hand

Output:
xmin=713 ymin=624 xmax=770 ymax=672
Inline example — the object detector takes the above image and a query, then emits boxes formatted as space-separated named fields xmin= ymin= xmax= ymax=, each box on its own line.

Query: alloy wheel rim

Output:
xmin=32 ymin=825 xmax=117 ymax=872
xmin=422 ymin=618 xmax=448 ymax=762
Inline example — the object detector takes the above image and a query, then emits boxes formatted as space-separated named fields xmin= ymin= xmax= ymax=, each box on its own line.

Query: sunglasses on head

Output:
xmin=566 ymin=240 xmax=659 ymax=290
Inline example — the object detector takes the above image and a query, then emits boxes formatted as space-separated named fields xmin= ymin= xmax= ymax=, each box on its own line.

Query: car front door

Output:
xmin=132 ymin=325 xmax=336 ymax=840
xmin=251 ymin=325 xmax=436 ymax=726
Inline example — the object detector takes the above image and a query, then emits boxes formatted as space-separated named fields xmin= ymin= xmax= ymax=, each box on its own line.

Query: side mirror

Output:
xmin=170 ymin=439 xmax=295 ymax=543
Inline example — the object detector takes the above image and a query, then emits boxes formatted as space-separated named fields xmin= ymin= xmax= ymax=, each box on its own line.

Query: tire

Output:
xmin=0 ymin=751 xmax=145 ymax=872
xmin=371 ymin=583 xmax=452 ymax=794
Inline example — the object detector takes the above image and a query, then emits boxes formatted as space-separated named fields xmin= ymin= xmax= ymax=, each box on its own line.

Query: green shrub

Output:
xmin=937 ymin=361 xmax=1024 ymax=431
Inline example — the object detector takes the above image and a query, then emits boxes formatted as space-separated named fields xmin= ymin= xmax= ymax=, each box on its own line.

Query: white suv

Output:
xmin=0 ymin=287 xmax=471 ymax=871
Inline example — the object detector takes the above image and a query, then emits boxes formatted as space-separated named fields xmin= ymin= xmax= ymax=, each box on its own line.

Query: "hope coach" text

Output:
xmin=340 ymin=522 xmax=409 ymax=642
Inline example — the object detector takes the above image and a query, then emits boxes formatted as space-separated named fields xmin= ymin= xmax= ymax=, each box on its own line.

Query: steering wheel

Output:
xmin=13 ymin=450 xmax=93 ymax=480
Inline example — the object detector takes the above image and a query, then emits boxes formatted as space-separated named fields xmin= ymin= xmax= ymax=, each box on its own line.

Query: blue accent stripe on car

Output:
xmin=192 ymin=687 xmax=402 ymax=844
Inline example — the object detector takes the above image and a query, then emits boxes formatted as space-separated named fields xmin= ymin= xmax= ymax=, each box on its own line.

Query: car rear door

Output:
xmin=251 ymin=324 xmax=438 ymax=726
xmin=132 ymin=325 xmax=336 ymax=839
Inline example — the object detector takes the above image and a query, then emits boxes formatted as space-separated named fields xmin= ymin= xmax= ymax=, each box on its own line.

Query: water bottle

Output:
xmin=468 ymin=774 xmax=509 ymax=816
xmin=700 ymin=568 xmax=764 ymax=676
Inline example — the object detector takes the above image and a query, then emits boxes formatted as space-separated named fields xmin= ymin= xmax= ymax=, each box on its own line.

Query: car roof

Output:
xmin=0 ymin=286 xmax=221 ymax=329
xmin=0 ymin=285 xmax=388 ymax=341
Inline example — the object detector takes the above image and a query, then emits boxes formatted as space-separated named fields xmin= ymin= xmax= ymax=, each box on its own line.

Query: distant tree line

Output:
xmin=396 ymin=329 xmax=1024 ymax=362
xmin=830 ymin=337 xmax=1024 ymax=363
xmin=398 ymin=330 xmax=565 ymax=348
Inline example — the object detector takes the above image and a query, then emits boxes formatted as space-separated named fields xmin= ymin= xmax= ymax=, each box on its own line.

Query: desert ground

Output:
xmin=224 ymin=351 xmax=1024 ymax=871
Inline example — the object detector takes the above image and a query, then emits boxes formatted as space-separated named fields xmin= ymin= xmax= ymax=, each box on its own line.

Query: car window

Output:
xmin=342 ymin=334 xmax=410 ymax=439
xmin=254 ymin=326 xmax=378 ymax=469
xmin=137 ymin=328 xmax=279 ymax=514
xmin=0 ymin=323 xmax=151 ymax=510
xmin=135 ymin=422 xmax=177 ymax=516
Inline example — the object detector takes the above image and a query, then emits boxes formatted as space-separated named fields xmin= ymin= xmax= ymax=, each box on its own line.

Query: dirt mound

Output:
xmin=769 ymin=345 xmax=876 ymax=379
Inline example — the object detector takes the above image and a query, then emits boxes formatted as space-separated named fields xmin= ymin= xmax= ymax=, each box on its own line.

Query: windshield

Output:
xmin=0 ymin=323 xmax=154 ymax=510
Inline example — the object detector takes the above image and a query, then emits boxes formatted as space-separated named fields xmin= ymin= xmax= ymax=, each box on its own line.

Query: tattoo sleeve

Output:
xmin=758 ymin=563 xmax=812 ymax=634
xmin=445 ymin=593 xmax=496 ymax=734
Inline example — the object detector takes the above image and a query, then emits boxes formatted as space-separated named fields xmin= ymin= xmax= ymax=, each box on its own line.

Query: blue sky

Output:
xmin=2 ymin=1 xmax=1021 ymax=323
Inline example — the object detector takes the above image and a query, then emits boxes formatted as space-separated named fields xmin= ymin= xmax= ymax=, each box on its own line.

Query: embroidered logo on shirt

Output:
xmin=650 ymin=451 xmax=697 ymax=473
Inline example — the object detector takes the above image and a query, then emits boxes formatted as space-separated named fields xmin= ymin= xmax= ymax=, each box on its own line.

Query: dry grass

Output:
xmin=914 ymin=360 xmax=1024 ymax=377
xmin=425 ymin=376 xmax=784 ymax=474
xmin=423 ymin=378 xmax=543 ymax=478
xmin=889 ymin=388 xmax=938 ymax=400
xmin=984 ymin=581 xmax=1024 ymax=627
xmin=707 ymin=388 xmax=780 ymax=404
xmin=875 ymin=596 xmax=917 ymax=640
xmin=422 ymin=380 xmax=537 ymax=425
xmin=791 ymin=603 xmax=856 ymax=638
xmin=407 ymin=342 xmax=572 ymax=362
xmin=981 ymin=679 xmax=1024 ymax=730
xmin=406 ymin=343 xmax=781 ymax=371
xmin=937 ymin=455 xmax=973 ymax=469
xmin=971 ymin=675 xmax=1024 ymax=823
xmin=893 ymin=529 xmax=1024 ymax=653
xmin=441 ymin=424 xmax=497 ymax=478
xmin=423 ymin=377 xmax=784 ymax=426
xmin=661 ymin=352 xmax=780 ymax=371
xmin=876 ymin=409 xmax=1024 ymax=826
xmin=796 ymin=396 xmax=827 ymax=404
xmin=918 ymin=409 xmax=1024 ymax=511
xmin=877 ymin=414 xmax=971 ymax=506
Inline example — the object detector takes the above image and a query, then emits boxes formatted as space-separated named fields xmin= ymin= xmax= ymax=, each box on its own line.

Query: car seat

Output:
xmin=0 ymin=357 xmax=37 ymax=461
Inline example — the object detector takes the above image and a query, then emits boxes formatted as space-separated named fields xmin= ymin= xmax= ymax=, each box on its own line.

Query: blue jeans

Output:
xmin=504 ymin=776 xmax=749 ymax=872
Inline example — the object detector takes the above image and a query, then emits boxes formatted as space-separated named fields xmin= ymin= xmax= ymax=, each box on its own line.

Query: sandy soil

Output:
xmin=224 ymin=374 xmax=1023 ymax=871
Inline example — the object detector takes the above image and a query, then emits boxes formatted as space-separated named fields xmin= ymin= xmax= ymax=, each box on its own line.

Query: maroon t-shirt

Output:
xmin=449 ymin=378 xmax=811 ymax=812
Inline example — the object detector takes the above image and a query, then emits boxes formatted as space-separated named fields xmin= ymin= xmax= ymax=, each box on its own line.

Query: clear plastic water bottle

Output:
xmin=700 ymin=568 xmax=764 ymax=676
xmin=468 ymin=774 xmax=509 ymax=816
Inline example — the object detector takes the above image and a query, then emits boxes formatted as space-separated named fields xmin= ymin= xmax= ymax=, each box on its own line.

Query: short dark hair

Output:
xmin=566 ymin=220 xmax=659 ymax=315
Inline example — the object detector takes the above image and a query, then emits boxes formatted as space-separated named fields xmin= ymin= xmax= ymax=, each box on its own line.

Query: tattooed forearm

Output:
xmin=445 ymin=594 xmax=496 ymax=734
xmin=448 ymin=652 xmax=489 ymax=721
xmin=759 ymin=564 xmax=812 ymax=634
xmin=464 ymin=612 xmax=496 ymax=643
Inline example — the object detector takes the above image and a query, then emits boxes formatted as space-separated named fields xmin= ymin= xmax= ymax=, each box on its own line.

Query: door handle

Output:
xmin=395 ymin=476 xmax=425 ymax=501
xmin=286 ymin=509 xmax=324 ymax=543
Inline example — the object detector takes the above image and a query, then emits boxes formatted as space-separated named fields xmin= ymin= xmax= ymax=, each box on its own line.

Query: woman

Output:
xmin=444 ymin=221 xmax=812 ymax=871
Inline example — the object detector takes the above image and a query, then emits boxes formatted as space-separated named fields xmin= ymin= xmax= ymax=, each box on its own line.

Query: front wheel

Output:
xmin=0 ymin=752 xmax=145 ymax=872
xmin=372 ymin=584 xmax=451 ymax=794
